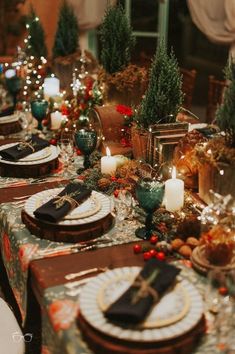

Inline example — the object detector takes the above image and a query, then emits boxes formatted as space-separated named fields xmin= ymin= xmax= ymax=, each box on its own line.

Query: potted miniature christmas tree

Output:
xmin=52 ymin=0 xmax=80 ymax=91
xmin=26 ymin=7 xmax=47 ymax=58
xmin=131 ymin=40 xmax=185 ymax=162
xmin=197 ymin=60 xmax=235 ymax=204
xmin=98 ymin=4 xmax=147 ymax=106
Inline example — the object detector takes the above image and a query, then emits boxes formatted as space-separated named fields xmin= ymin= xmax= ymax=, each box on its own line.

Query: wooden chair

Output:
xmin=180 ymin=68 xmax=197 ymax=110
xmin=206 ymin=75 xmax=228 ymax=124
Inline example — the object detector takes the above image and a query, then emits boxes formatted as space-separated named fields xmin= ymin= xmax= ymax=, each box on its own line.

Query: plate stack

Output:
xmin=21 ymin=188 xmax=114 ymax=243
xmin=0 ymin=113 xmax=22 ymax=135
xmin=0 ymin=143 xmax=59 ymax=178
xmin=78 ymin=267 xmax=205 ymax=354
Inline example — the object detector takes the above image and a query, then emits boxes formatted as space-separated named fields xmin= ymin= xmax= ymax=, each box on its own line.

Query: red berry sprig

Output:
xmin=132 ymin=234 xmax=169 ymax=262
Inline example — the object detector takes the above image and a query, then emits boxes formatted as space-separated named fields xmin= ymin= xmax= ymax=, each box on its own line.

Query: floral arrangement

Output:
xmin=116 ymin=104 xmax=133 ymax=147
xmin=70 ymin=76 xmax=102 ymax=119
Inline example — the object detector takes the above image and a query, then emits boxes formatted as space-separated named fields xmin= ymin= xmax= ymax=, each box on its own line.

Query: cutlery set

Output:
xmin=64 ymin=267 xmax=109 ymax=297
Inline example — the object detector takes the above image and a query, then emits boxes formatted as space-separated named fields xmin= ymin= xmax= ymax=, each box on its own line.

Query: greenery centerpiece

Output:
xmin=131 ymin=40 xmax=185 ymax=163
xmin=98 ymin=4 xmax=147 ymax=106
xmin=196 ymin=60 xmax=235 ymax=204
xmin=52 ymin=0 xmax=80 ymax=91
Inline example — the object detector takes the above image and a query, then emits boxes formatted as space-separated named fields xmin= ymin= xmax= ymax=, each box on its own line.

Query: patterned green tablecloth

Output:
xmin=0 ymin=200 xmax=221 ymax=354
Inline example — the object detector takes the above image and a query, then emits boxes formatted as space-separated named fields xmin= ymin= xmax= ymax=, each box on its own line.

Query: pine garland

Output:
xmin=137 ymin=40 xmax=183 ymax=129
xmin=53 ymin=0 xmax=79 ymax=58
xmin=99 ymin=4 xmax=135 ymax=74
xmin=216 ymin=60 xmax=235 ymax=147
xmin=26 ymin=7 xmax=47 ymax=58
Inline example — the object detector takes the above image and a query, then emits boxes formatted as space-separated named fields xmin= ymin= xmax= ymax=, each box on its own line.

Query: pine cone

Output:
xmin=97 ymin=177 xmax=111 ymax=190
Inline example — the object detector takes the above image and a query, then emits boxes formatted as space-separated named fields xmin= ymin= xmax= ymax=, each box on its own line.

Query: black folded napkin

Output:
xmin=105 ymin=258 xmax=181 ymax=325
xmin=34 ymin=183 xmax=92 ymax=223
xmin=0 ymin=135 xmax=50 ymax=161
xmin=0 ymin=106 xmax=14 ymax=117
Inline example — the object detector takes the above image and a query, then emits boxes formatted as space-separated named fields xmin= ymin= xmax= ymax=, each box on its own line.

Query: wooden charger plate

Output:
xmin=21 ymin=189 xmax=114 ymax=243
xmin=78 ymin=313 xmax=205 ymax=354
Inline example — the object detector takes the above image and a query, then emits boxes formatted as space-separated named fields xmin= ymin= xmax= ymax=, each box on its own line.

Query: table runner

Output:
xmin=0 ymin=190 xmax=140 ymax=323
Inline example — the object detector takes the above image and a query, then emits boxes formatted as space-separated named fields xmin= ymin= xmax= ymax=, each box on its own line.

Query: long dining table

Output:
xmin=0 ymin=138 xmax=219 ymax=354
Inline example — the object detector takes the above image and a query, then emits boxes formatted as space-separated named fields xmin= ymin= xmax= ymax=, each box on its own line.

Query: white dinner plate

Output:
xmin=79 ymin=267 xmax=203 ymax=342
xmin=0 ymin=143 xmax=58 ymax=165
xmin=0 ymin=113 xmax=19 ymax=124
xmin=24 ymin=188 xmax=111 ymax=225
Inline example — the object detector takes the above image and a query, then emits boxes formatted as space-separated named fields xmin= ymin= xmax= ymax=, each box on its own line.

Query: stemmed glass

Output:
xmin=30 ymin=100 xmax=48 ymax=131
xmin=74 ymin=128 xmax=97 ymax=170
xmin=58 ymin=137 xmax=74 ymax=178
xmin=113 ymin=190 xmax=133 ymax=232
xmin=135 ymin=179 xmax=164 ymax=240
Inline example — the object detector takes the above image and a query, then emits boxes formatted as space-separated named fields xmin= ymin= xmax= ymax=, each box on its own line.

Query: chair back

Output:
xmin=0 ymin=298 xmax=25 ymax=354
xmin=180 ymin=68 xmax=197 ymax=110
xmin=206 ymin=75 xmax=227 ymax=124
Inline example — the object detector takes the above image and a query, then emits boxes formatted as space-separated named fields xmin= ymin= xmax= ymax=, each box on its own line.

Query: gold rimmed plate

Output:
xmin=79 ymin=267 xmax=204 ymax=342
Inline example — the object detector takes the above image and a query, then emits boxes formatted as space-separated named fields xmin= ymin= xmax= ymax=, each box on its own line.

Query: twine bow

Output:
xmin=131 ymin=269 xmax=159 ymax=305
xmin=53 ymin=194 xmax=80 ymax=209
xmin=17 ymin=141 xmax=35 ymax=152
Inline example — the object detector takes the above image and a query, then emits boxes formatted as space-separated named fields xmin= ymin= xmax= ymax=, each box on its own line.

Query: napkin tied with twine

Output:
xmin=33 ymin=183 xmax=92 ymax=223
xmin=105 ymin=258 xmax=180 ymax=324
xmin=0 ymin=135 xmax=50 ymax=161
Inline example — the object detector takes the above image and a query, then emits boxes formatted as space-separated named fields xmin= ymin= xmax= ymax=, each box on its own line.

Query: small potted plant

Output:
xmin=196 ymin=60 xmax=235 ymax=204
xmin=52 ymin=0 xmax=80 ymax=91
xmin=131 ymin=40 xmax=185 ymax=162
xmin=98 ymin=4 xmax=148 ymax=106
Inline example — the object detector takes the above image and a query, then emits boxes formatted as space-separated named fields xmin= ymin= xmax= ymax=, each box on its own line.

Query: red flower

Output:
xmin=116 ymin=104 xmax=133 ymax=117
xmin=48 ymin=299 xmax=79 ymax=332
xmin=2 ymin=232 xmax=11 ymax=261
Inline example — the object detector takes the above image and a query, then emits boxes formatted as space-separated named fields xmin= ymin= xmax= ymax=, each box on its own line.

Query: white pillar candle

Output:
xmin=165 ymin=166 xmax=184 ymax=212
xmin=101 ymin=147 xmax=117 ymax=175
xmin=51 ymin=111 xmax=62 ymax=130
xmin=43 ymin=77 xmax=60 ymax=98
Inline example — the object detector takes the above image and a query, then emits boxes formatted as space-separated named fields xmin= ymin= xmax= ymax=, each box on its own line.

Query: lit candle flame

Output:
xmin=106 ymin=147 xmax=111 ymax=157
xmin=172 ymin=166 xmax=176 ymax=179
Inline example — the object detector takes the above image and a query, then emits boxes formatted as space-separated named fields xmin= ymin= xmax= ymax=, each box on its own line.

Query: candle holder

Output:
xmin=30 ymin=100 xmax=48 ymax=131
xmin=135 ymin=179 xmax=165 ymax=240
xmin=74 ymin=128 xmax=97 ymax=170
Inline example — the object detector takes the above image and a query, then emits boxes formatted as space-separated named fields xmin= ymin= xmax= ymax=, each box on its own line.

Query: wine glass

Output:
xmin=74 ymin=128 xmax=97 ymax=170
xmin=58 ymin=137 xmax=74 ymax=178
xmin=30 ymin=100 xmax=48 ymax=131
xmin=135 ymin=179 xmax=164 ymax=240
xmin=113 ymin=190 xmax=133 ymax=232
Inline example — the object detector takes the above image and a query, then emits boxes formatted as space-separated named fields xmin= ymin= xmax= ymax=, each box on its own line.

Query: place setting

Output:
xmin=21 ymin=181 xmax=114 ymax=243
xmin=77 ymin=258 xmax=205 ymax=354
xmin=0 ymin=134 xmax=59 ymax=177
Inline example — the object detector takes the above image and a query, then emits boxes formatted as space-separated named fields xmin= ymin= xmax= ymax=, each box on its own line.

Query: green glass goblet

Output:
xmin=30 ymin=100 xmax=48 ymax=131
xmin=5 ymin=77 xmax=22 ymax=108
xmin=75 ymin=129 xmax=97 ymax=170
xmin=135 ymin=179 xmax=165 ymax=240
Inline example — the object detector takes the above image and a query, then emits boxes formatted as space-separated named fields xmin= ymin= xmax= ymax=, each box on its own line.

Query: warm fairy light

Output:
xmin=219 ymin=170 xmax=224 ymax=175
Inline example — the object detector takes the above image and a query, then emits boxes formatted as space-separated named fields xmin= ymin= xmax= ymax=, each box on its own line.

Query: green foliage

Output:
xmin=100 ymin=4 xmax=135 ymax=74
xmin=216 ymin=60 xmax=235 ymax=147
xmin=26 ymin=8 xmax=47 ymax=58
xmin=53 ymin=0 xmax=79 ymax=58
xmin=136 ymin=41 xmax=183 ymax=129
